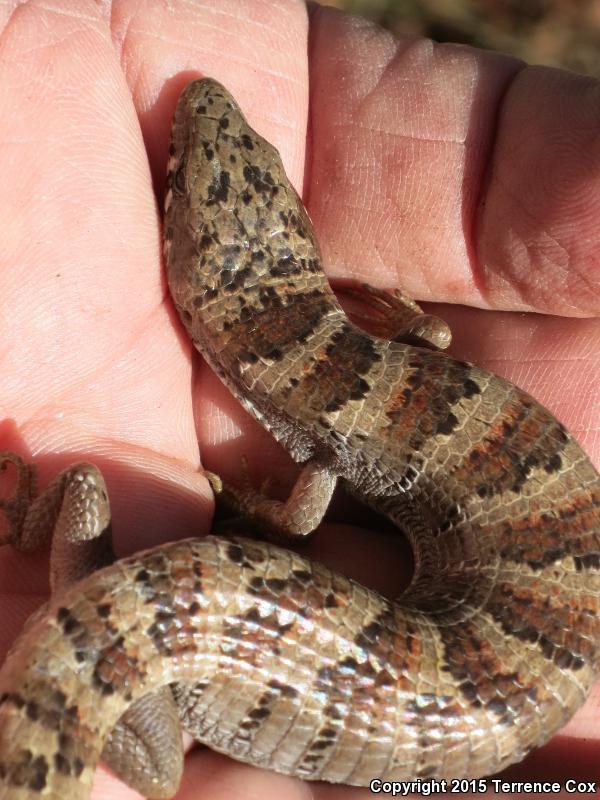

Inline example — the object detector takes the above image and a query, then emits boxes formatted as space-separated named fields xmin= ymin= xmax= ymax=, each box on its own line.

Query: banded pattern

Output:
xmin=163 ymin=79 xmax=600 ymax=780
xmin=2 ymin=524 xmax=597 ymax=799
xmin=0 ymin=78 xmax=599 ymax=799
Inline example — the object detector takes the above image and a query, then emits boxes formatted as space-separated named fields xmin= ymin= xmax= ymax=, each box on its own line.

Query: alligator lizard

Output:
xmin=1 ymin=78 xmax=600 ymax=799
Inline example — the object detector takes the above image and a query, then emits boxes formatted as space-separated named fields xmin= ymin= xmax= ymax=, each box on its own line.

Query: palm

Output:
xmin=1 ymin=2 xmax=599 ymax=799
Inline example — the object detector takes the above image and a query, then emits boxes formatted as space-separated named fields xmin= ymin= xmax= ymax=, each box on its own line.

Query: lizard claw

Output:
xmin=204 ymin=470 xmax=223 ymax=496
xmin=239 ymin=456 xmax=272 ymax=497
xmin=259 ymin=476 xmax=273 ymax=496
xmin=238 ymin=455 xmax=253 ymax=492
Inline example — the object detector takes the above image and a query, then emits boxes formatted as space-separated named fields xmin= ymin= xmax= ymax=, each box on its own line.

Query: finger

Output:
xmin=127 ymin=0 xmax=310 ymax=201
xmin=118 ymin=0 xmax=310 ymax=479
xmin=134 ymin=3 xmax=600 ymax=476
xmin=0 ymin=2 xmax=210 ymax=556
xmin=308 ymin=5 xmax=600 ymax=317
xmin=173 ymin=751 xmax=309 ymax=800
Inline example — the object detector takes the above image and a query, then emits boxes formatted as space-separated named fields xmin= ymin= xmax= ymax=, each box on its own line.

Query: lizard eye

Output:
xmin=174 ymin=165 xmax=186 ymax=193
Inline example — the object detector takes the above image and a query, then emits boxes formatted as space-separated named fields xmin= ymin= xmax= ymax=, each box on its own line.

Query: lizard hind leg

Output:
xmin=101 ymin=688 xmax=184 ymax=800
xmin=0 ymin=452 xmax=184 ymax=798
xmin=48 ymin=464 xmax=184 ymax=798
xmin=336 ymin=280 xmax=452 ymax=350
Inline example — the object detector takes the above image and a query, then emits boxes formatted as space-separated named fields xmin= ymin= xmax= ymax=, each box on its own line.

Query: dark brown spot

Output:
xmin=7 ymin=750 xmax=49 ymax=791
xmin=25 ymin=701 xmax=39 ymax=721
xmin=545 ymin=453 xmax=562 ymax=473
xmin=292 ymin=569 xmax=311 ymax=584
xmin=227 ymin=543 xmax=244 ymax=564
xmin=436 ymin=412 xmax=459 ymax=436
xmin=574 ymin=552 xmax=600 ymax=571
xmin=464 ymin=378 xmax=480 ymax=398
xmin=266 ymin=679 xmax=299 ymax=699
xmin=207 ymin=170 xmax=230 ymax=204
xmin=249 ymin=706 xmax=270 ymax=720
xmin=56 ymin=608 xmax=83 ymax=636
xmin=355 ymin=620 xmax=383 ymax=648
xmin=54 ymin=753 xmax=70 ymax=776
xmin=266 ymin=578 xmax=287 ymax=592
xmin=96 ymin=604 xmax=111 ymax=619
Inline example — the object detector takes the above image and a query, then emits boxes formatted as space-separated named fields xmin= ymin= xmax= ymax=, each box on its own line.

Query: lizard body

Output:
xmin=0 ymin=78 xmax=599 ymax=798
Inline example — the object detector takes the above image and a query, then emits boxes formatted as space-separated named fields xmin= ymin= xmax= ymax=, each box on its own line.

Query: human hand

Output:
xmin=1 ymin=1 xmax=599 ymax=798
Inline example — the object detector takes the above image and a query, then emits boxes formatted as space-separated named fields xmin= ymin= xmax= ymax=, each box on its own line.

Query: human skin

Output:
xmin=0 ymin=1 xmax=599 ymax=798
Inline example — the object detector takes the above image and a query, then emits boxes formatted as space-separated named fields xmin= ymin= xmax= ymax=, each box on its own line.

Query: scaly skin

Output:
xmin=0 ymin=78 xmax=599 ymax=799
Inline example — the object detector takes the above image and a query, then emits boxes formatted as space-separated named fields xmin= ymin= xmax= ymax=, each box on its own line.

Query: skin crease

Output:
xmin=1 ymin=0 xmax=600 ymax=798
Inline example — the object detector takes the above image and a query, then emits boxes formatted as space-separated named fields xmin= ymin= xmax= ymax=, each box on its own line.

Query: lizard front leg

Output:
xmin=336 ymin=279 xmax=452 ymax=350
xmin=203 ymin=277 xmax=449 ymax=544
xmin=207 ymin=461 xmax=337 ymax=543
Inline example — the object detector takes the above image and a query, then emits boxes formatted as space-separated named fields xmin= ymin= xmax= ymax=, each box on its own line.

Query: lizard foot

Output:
xmin=336 ymin=279 xmax=452 ymax=350
xmin=0 ymin=451 xmax=37 ymax=548
xmin=206 ymin=460 xmax=336 ymax=544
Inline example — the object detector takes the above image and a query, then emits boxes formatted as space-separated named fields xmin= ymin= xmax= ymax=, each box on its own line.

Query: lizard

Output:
xmin=0 ymin=77 xmax=599 ymax=799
